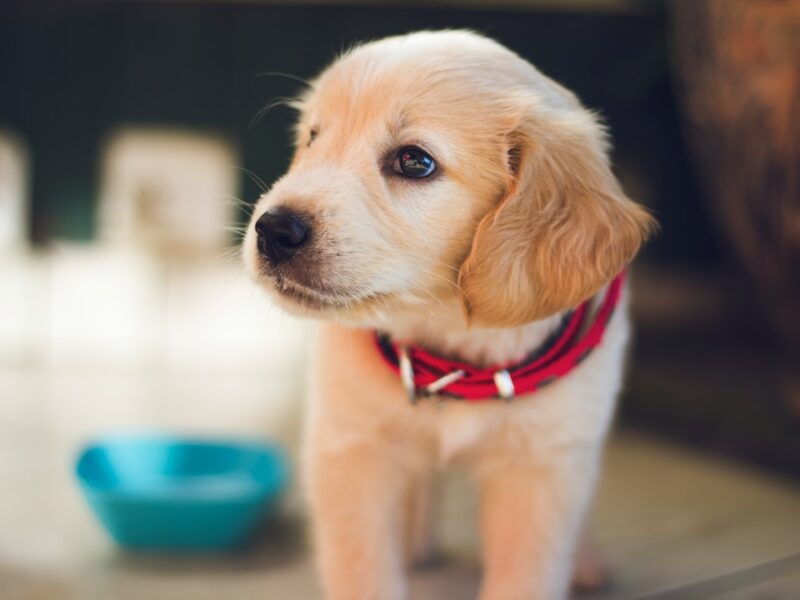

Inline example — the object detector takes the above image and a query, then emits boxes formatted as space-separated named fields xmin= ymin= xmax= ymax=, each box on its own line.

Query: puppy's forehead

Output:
xmin=304 ymin=33 xmax=525 ymax=132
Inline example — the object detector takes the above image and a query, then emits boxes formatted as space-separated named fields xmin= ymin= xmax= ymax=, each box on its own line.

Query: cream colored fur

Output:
xmin=243 ymin=30 xmax=655 ymax=600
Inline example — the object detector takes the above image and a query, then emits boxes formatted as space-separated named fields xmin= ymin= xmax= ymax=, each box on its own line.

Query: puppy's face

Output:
xmin=244 ymin=31 xmax=654 ymax=328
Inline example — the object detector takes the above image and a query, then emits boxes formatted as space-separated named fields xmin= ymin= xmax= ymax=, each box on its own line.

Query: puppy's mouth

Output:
xmin=271 ymin=273 xmax=357 ymax=309
xmin=247 ymin=241 xmax=388 ymax=314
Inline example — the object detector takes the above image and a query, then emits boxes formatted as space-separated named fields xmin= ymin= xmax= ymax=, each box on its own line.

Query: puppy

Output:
xmin=244 ymin=30 xmax=655 ymax=600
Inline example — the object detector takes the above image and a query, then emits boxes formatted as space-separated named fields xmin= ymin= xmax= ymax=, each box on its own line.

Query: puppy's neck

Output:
xmin=378 ymin=302 xmax=564 ymax=368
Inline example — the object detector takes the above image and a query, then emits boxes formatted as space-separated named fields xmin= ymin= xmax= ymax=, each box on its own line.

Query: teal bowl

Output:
xmin=75 ymin=435 xmax=289 ymax=551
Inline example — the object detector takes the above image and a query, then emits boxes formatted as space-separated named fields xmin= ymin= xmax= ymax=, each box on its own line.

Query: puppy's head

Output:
xmin=244 ymin=31 xmax=655 ymax=327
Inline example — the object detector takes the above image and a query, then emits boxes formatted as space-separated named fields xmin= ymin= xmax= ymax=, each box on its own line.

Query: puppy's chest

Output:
xmin=414 ymin=384 xmax=586 ymax=466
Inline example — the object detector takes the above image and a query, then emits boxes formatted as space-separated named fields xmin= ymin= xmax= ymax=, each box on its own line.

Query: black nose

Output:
xmin=254 ymin=210 xmax=311 ymax=265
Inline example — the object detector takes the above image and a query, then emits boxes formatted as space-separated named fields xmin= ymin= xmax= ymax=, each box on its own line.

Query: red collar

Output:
xmin=375 ymin=272 xmax=626 ymax=402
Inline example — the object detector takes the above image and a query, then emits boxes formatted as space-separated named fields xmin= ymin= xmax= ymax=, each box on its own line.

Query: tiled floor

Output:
xmin=2 ymin=365 xmax=800 ymax=599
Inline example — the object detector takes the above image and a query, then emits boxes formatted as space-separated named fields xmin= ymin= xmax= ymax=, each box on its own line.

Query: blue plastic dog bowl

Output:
xmin=75 ymin=435 xmax=289 ymax=550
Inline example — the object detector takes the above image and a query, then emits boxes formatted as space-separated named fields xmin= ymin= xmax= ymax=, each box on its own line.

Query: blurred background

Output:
xmin=1 ymin=0 xmax=799 ymax=598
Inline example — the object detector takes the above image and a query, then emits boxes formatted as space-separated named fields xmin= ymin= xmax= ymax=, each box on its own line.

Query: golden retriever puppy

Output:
xmin=243 ymin=30 xmax=655 ymax=600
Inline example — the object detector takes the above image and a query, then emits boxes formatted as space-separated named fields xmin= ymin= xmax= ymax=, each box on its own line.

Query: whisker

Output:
xmin=249 ymin=96 xmax=295 ymax=129
xmin=212 ymin=246 xmax=245 ymax=267
xmin=216 ymin=196 xmax=257 ymax=218
xmin=254 ymin=71 xmax=311 ymax=87
xmin=236 ymin=167 xmax=270 ymax=194
xmin=217 ymin=193 xmax=253 ymax=207
xmin=221 ymin=225 xmax=249 ymax=234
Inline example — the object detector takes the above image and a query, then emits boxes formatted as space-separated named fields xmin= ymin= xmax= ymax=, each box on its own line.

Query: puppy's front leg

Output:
xmin=307 ymin=442 xmax=409 ymax=600
xmin=477 ymin=456 xmax=598 ymax=600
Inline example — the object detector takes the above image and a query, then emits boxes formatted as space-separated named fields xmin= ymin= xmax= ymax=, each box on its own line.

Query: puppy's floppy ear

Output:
xmin=458 ymin=104 xmax=656 ymax=328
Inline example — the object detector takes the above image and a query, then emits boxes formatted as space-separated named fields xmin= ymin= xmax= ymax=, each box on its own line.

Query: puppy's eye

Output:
xmin=307 ymin=129 xmax=318 ymax=147
xmin=393 ymin=146 xmax=436 ymax=178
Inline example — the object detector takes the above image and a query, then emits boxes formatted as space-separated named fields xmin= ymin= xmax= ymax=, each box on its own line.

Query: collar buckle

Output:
xmin=493 ymin=369 xmax=515 ymax=401
xmin=425 ymin=369 xmax=465 ymax=396
xmin=398 ymin=346 xmax=467 ymax=404
xmin=397 ymin=346 xmax=418 ymax=404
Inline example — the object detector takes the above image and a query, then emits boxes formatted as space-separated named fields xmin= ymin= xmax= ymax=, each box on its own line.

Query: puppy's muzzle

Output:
xmin=255 ymin=209 xmax=312 ymax=266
